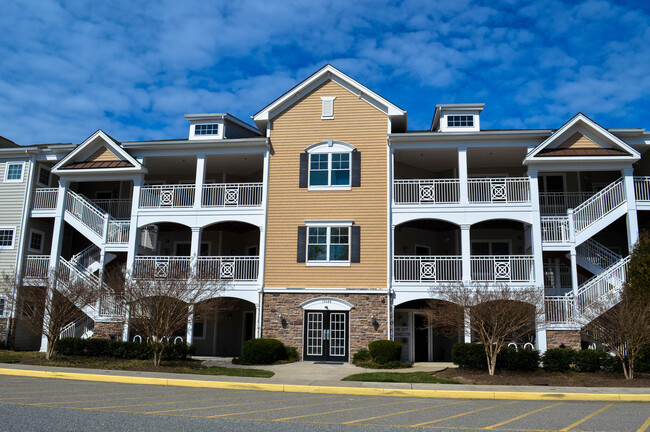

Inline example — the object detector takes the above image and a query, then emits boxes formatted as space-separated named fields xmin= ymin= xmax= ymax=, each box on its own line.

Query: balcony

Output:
xmin=133 ymin=256 xmax=259 ymax=282
xmin=32 ymin=188 xmax=59 ymax=211
xmin=139 ymin=185 xmax=195 ymax=209
xmin=138 ymin=182 xmax=263 ymax=209
xmin=393 ymin=177 xmax=531 ymax=205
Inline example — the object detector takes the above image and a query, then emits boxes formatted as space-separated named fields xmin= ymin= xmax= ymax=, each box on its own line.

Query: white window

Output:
xmin=0 ymin=228 xmax=15 ymax=249
xmin=4 ymin=162 xmax=24 ymax=182
xmin=307 ymin=225 xmax=350 ymax=265
xmin=309 ymin=153 xmax=351 ymax=187
xmin=447 ymin=115 xmax=474 ymax=127
xmin=37 ymin=166 xmax=51 ymax=187
xmin=0 ymin=297 xmax=6 ymax=318
xmin=321 ymin=97 xmax=336 ymax=119
xmin=194 ymin=124 xmax=219 ymax=135
xmin=28 ymin=229 xmax=44 ymax=253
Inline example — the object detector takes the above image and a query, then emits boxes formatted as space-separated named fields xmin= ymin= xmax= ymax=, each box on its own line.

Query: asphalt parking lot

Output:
xmin=0 ymin=375 xmax=648 ymax=432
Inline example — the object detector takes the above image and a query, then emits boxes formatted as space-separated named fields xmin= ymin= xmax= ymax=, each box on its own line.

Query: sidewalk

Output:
xmin=1 ymin=361 xmax=649 ymax=402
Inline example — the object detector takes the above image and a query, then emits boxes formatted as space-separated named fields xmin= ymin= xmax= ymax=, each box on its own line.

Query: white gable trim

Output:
xmin=253 ymin=65 xmax=405 ymax=128
xmin=300 ymin=297 xmax=354 ymax=311
xmin=52 ymin=130 xmax=144 ymax=174
xmin=524 ymin=113 xmax=640 ymax=163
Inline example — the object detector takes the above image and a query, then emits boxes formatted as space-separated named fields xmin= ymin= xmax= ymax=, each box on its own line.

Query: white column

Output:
xmin=122 ymin=305 xmax=130 ymax=342
xmin=190 ymin=227 xmax=202 ymax=277
xmin=458 ymin=147 xmax=469 ymax=205
xmin=255 ymin=303 xmax=262 ymax=338
xmin=623 ymin=167 xmax=639 ymax=251
xmin=126 ymin=176 xmax=143 ymax=276
xmin=186 ymin=304 xmax=194 ymax=345
xmin=194 ymin=154 xmax=206 ymax=210
xmin=460 ymin=224 xmax=471 ymax=283
xmin=39 ymin=286 xmax=54 ymax=353
xmin=535 ymin=316 xmax=547 ymax=353
xmin=257 ymin=226 xmax=265 ymax=284
xmin=464 ymin=307 xmax=471 ymax=343
xmin=49 ymin=179 xmax=67 ymax=272
xmin=569 ymin=248 xmax=579 ymax=299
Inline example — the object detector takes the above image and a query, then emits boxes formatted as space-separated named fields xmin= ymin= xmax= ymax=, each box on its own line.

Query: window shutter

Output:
xmin=299 ymin=153 xmax=308 ymax=188
xmin=351 ymin=226 xmax=360 ymax=263
xmin=351 ymin=151 xmax=361 ymax=187
xmin=297 ymin=226 xmax=307 ymax=262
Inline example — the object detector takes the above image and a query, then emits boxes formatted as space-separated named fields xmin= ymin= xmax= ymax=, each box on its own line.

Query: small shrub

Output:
xmin=601 ymin=353 xmax=623 ymax=373
xmin=635 ymin=345 xmax=650 ymax=373
xmin=573 ymin=349 xmax=609 ymax=373
xmin=285 ymin=346 xmax=299 ymax=362
xmin=238 ymin=338 xmax=287 ymax=365
xmin=162 ymin=342 xmax=195 ymax=360
xmin=499 ymin=347 xmax=540 ymax=371
xmin=368 ymin=340 xmax=402 ymax=364
xmin=452 ymin=343 xmax=487 ymax=370
xmin=54 ymin=338 xmax=193 ymax=361
xmin=542 ymin=348 xmax=576 ymax=371
xmin=352 ymin=348 xmax=372 ymax=364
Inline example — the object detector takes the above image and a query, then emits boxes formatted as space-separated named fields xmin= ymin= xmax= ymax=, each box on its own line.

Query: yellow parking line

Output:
xmin=342 ymin=400 xmax=466 ymax=425
xmin=84 ymin=391 xmax=250 ymax=410
xmin=560 ymin=404 xmax=613 ymax=431
xmin=636 ymin=415 xmax=650 ymax=432
xmin=410 ymin=401 xmax=519 ymax=427
xmin=0 ymin=390 xmax=144 ymax=402
xmin=145 ymin=394 xmax=338 ymax=414
xmin=484 ymin=402 xmax=564 ymax=429
xmin=274 ymin=399 xmax=420 ymax=421
xmin=206 ymin=396 xmax=379 ymax=418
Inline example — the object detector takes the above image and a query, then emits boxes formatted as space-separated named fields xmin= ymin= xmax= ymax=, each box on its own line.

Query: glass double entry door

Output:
xmin=303 ymin=311 xmax=349 ymax=362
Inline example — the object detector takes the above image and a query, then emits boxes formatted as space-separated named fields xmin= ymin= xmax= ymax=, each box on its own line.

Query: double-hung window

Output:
xmin=309 ymin=153 xmax=350 ymax=187
xmin=307 ymin=226 xmax=349 ymax=263
xmin=4 ymin=162 xmax=24 ymax=182
xmin=0 ymin=228 xmax=15 ymax=249
xmin=0 ymin=297 xmax=5 ymax=318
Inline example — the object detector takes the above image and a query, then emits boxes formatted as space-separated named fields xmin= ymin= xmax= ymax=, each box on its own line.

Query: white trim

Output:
xmin=305 ymin=140 xmax=355 ymax=153
xmin=300 ymin=297 xmax=354 ymax=311
xmin=4 ymin=161 xmax=24 ymax=182
xmin=27 ymin=228 xmax=45 ymax=253
xmin=320 ymin=96 xmax=336 ymax=120
xmin=306 ymin=147 xmax=352 ymax=190
xmin=304 ymin=220 xmax=353 ymax=227
xmin=0 ymin=227 xmax=16 ymax=249
xmin=305 ymin=223 xmax=352 ymax=266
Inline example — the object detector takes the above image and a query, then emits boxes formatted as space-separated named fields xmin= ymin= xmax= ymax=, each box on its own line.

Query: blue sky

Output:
xmin=1 ymin=0 xmax=649 ymax=144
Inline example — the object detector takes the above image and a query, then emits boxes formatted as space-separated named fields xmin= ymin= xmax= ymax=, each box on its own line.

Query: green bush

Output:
xmin=285 ymin=346 xmax=299 ymax=362
xmin=601 ymin=353 xmax=623 ymax=373
xmin=368 ymin=340 xmax=402 ymax=364
xmin=352 ymin=348 xmax=372 ymax=364
xmin=237 ymin=338 xmax=287 ymax=365
xmin=573 ymin=349 xmax=609 ymax=373
xmin=499 ymin=347 xmax=540 ymax=371
xmin=452 ymin=343 xmax=487 ymax=370
xmin=542 ymin=348 xmax=576 ymax=371
xmin=635 ymin=345 xmax=650 ymax=373
xmin=54 ymin=338 xmax=193 ymax=361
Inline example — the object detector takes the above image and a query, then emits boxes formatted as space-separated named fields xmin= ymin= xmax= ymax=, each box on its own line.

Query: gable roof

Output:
xmin=252 ymin=64 xmax=406 ymax=132
xmin=52 ymin=130 xmax=145 ymax=175
xmin=524 ymin=113 xmax=640 ymax=164
xmin=0 ymin=135 xmax=18 ymax=148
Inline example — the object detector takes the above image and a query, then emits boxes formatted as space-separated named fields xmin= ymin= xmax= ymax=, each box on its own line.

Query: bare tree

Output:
xmin=423 ymin=283 xmax=544 ymax=375
xmin=0 ymin=272 xmax=18 ymax=348
xmin=109 ymin=270 xmax=226 ymax=367
xmin=19 ymin=269 xmax=102 ymax=360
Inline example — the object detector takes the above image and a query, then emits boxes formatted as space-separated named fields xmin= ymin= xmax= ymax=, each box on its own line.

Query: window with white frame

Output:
xmin=309 ymin=153 xmax=351 ymax=187
xmin=0 ymin=228 xmax=15 ymax=249
xmin=4 ymin=162 xmax=24 ymax=182
xmin=0 ymin=297 xmax=6 ymax=318
xmin=447 ymin=115 xmax=474 ymax=127
xmin=308 ymin=226 xmax=349 ymax=263
xmin=301 ymin=141 xmax=359 ymax=190
xmin=37 ymin=165 xmax=51 ymax=187
xmin=194 ymin=124 xmax=219 ymax=135
xmin=28 ymin=229 xmax=44 ymax=253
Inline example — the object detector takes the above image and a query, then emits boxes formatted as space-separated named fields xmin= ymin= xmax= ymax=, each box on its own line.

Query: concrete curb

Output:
xmin=1 ymin=367 xmax=649 ymax=402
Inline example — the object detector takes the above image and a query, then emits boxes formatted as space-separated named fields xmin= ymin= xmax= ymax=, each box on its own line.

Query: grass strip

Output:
xmin=189 ymin=366 xmax=273 ymax=378
xmin=342 ymin=371 xmax=459 ymax=384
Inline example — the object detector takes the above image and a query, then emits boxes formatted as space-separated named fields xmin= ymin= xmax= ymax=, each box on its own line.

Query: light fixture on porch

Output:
xmin=278 ymin=313 xmax=284 ymax=321
xmin=370 ymin=315 xmax=377 ymax=324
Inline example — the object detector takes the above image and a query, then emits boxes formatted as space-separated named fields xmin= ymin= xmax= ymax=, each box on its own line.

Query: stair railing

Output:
xmin=571 ymin=178 xmax=625 ymax=235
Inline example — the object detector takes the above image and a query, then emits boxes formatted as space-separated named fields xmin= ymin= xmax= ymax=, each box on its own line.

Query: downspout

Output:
xmin=7 ymin=153 xmax=35 ymax=346
xmin=386 ymin=123 xmax=392 ymax=341
xmin=256 ymin=135 xmax=271 ymax=339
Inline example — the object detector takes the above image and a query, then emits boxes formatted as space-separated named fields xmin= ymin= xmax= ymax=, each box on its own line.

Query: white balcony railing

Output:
xmin=133 ymin=256 xmax=192 ymax=279
xmin=23 ymin=255 xmax=50 ymax=279
xmin=91 ymin=199 xmax=132 ymax=219
xmin=139 ymin=185 xmax=195 ymax=209
xmin=32 ymin=188 xmax=59 ymax=210
xmin=393 ymin=256 xmax=462 ymax=282
xmin=634 ymin=176 xmax=650 ymax=201
xmin=545 ymin=296 xmax=574 ymax=324
xmin=467 ymin=177 xmax=530 ymax=204
xmin=107 ymin=220 xmax=130 ymax=244
xmin=539 ymin=192 xmax=595 ymax=215
xmin=470 ymin=256 xmax=535 ymax=282
xmin=99 ymin=293 xmax=125 ymax=317
xmin=540 ymin=216 xmax=571 ymax=243
xmin=66 ymin=190 xmax=106 ymax=238
xmin=197 ymin=256 xmax=259 ymax=281
xmin=202 ymin=183 xmax=263 ymax=207
xmin=393 ymin=179 xmax=460 ymax=205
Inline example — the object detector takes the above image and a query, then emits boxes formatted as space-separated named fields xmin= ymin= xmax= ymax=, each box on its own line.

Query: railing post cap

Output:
xmin=567 ymin=208 xmax=574 ymax=215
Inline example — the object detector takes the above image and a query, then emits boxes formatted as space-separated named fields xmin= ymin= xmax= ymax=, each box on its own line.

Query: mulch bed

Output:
xmin=434 ymin=368 xmax=650 ymax=387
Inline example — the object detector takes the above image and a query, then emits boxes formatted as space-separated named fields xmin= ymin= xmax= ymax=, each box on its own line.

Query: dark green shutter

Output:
xmin=351 ymin=151 xmax=361 ymax=187
xmin=351 ymin=226 xmax=360 ymax=263
xmin=297 ymin=226 xmax=307 ymax=262
xmin=299 ymin=153 xmax=308 ymax=188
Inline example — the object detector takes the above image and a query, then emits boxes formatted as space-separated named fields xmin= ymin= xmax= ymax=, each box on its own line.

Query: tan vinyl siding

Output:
xmin=0 ymin=159 xmax=29 ymax=275
xmin=558 ymin=132 xmax=600 ymax=149
xmin=86 ymin=146 xmax=120 ymax=162
xmin=265 ymin=80 xmax=388 ymax=289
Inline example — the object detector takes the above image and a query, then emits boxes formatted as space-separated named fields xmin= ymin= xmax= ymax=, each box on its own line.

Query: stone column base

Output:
xmin=546 ymin=329 xmax=581 ymax=350
xmin=93 ymin=321 xmax=124 ymax=340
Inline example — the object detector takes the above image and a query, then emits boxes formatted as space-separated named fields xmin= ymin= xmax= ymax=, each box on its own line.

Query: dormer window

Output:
xmin=447 ymin=115 xmax=474 ymax=128
xmin=321 ymin=97 xmax=336 ymax=120
xmin=194 ymin=124 xmax=219 ymax=135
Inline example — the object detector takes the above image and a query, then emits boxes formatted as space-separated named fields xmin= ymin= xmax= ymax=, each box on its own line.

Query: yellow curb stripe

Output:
xmin=560 ymin=403 xmax=613 ymax=431
xmin=2 ymin=368 xmax=650 ymax=402
xmin=484 ymin=402 xmax=564 ymax=429
xmin=410 ymin=401 xmax=519 ymax=427
xmin=637 ymin=415 xmax=650 ymax=432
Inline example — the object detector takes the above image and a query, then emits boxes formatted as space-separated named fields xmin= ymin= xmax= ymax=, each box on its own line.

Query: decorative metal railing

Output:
xmin=467 ymin=177 xmax=531 ymax=203
xmin=540 ymin=216 xmax=571 ymax=243
xmin=139 ymin=185 xmax=195 ymax=208
xmin=202 ymin=183 xmax=263 ymax=207
xmin=196 ymin=256 xmax=259 ymax=281
xmin=393 ymin=256 xmax=462 ymax=282
xmin=393 ymin=179 xmax=460 ymax=205
xmin=32 ymin=188 xmax=59 ymax=210
xmin=470 ymin=255 xmax=535 ymax=282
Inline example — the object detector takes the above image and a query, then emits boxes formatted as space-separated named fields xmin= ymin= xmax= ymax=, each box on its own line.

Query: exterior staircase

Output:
xmin=64 ymin=190 xmax=130 ymax=248
xmin=59 ymin=314 xmax=94 ymax=339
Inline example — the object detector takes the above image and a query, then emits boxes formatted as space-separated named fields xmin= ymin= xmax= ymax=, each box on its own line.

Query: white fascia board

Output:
xmin=185 ymin=113 xmax=261 ymax=135
xmin=52 ymin=130 xmax=143 ymax=173
xmin=53 ymin=168 xmax=148 ymax=179
xmin=524 ymin=113 xmax=641 ymax=162
xmin=524 ymin=156 xmax=639 ymax=167
xmin=122 ymin=137 xmax=268 ymax=150
xmin=252 ymin=65 xmax=405 ymax=128
xmin=389 ymin=130 xmax=551 ymax=148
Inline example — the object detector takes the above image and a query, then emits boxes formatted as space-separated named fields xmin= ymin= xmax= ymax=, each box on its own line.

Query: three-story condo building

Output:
xmin=2 ymin=65 xmax=649 ymax=362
